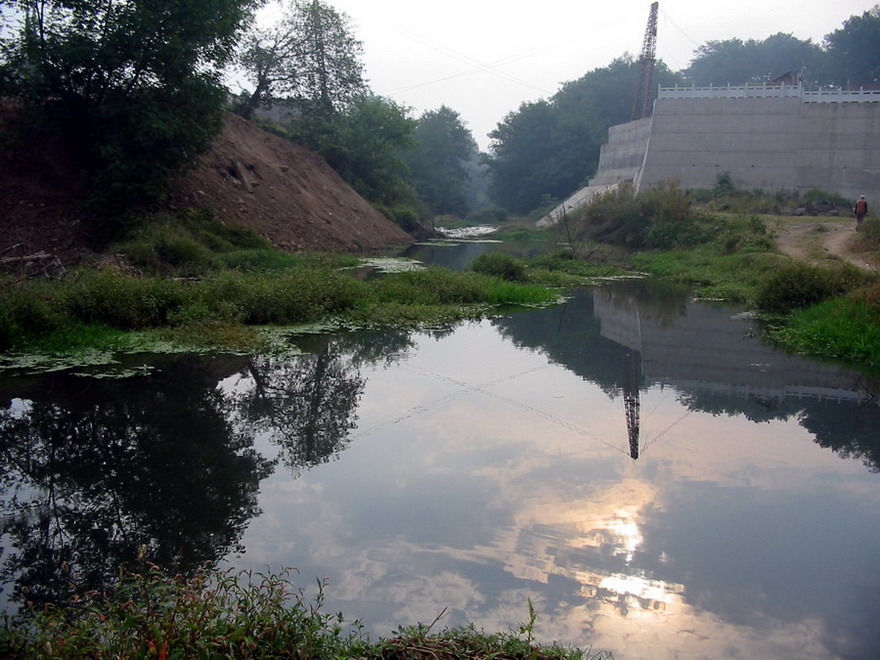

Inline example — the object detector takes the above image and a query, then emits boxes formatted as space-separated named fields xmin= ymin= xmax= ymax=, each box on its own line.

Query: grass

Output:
xmin=632 ymin=245 xmax=785 ymax=303
xmin=555 ymin=182 xmax=880 ymax=371
xmin=767 ymin=296 xmax=880 ymax=369
xmin=0 ymin=265 xmax=562 ymax=356
xmin=0 ymin=565 xmax=611 ymax=660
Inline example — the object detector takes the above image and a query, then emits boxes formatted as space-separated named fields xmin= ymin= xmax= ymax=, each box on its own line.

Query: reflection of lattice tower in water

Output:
xmin=624 ymin=349 xmax=642 ymax=460
xmin=631 ymin=1 xmax=659 ymax=121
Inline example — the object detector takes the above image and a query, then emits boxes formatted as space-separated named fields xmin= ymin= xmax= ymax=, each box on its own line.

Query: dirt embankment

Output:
xmin=168 ymin=114 xmax=412 ymax=253
xmin=0 ymin=109 xmax=412 ymax=265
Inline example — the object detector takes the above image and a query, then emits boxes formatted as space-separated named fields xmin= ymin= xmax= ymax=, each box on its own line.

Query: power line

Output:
xmin=380 ymin=27 xmax=556 ymax=96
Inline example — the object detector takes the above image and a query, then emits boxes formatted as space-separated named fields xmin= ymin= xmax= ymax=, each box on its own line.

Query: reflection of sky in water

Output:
xmin=228 ymin=315 xmax=880 ymax=660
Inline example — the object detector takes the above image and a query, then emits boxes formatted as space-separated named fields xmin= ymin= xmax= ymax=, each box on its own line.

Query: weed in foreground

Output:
xmin=0 ymin=566 xmax=611 ymax=659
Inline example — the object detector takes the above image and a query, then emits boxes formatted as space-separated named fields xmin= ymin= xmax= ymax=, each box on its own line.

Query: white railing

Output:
xmin=658 ymin=83 xmax=880 ymax=103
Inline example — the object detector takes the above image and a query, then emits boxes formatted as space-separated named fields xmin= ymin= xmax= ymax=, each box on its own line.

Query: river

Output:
xmin=1 ymin=241 xmax=879 ymax=659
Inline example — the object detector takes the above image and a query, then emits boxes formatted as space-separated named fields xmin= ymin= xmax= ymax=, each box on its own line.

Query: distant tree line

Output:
xmin=2 ymin=1 xmax=879 ymax=236
xmin=485 ymin=6 xmax=880 ymax=215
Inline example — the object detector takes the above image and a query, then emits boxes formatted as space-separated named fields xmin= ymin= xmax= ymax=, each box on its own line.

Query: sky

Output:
xmin=261 ymin=1 xmax=874 ymax=151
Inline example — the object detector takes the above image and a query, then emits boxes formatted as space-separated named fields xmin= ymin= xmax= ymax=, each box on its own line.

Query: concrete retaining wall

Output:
xmin=540 ymin=88 xmax=880 ymax=227
xmin=636 ymin=94 xmax=880 ymax=202
xmin=588 ymin=117 xmax=653 ymax=187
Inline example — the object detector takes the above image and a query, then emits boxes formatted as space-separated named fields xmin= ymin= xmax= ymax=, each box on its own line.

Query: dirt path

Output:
xmin=773 ymin=217 xmax=877 ymax=271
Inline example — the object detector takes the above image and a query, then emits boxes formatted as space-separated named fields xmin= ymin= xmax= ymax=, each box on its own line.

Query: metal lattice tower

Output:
xmin=631 ymin=2 xmax=659 ymax=120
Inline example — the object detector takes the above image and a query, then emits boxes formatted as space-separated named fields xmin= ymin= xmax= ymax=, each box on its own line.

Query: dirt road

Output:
xmin=772 ymin=217 xmax=877 ymax=271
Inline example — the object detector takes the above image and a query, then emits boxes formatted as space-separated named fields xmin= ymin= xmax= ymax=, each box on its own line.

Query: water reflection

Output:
xmin=494 ymin=281 xmax=880 ymax=469
xmin=0 ymin=356 xmax=273 ymax=607
xmin=0 ymin=330 xmax=421 ymax=607
xmin=1 ymin=281 xmax=879 ymax=658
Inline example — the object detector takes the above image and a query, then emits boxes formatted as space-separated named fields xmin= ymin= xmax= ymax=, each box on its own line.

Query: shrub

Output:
xmin=756 ymin=261 xmax=876 ymax=313
xmin=471 ymin=252 xmax=528 ymax=282
xmin=63 ymin=272 xmax=187 ymax=329
xmin=573 ymin=181 xmax=707 ymax=249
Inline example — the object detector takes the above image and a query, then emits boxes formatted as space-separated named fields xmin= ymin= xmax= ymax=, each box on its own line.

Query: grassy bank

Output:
xmin=0 ymin=265 xmax=562 ymax=356
xmin=0 ymin=565 xmax=610 ymax=659
xmin=561 ymin=184 xmax=880 ymax=370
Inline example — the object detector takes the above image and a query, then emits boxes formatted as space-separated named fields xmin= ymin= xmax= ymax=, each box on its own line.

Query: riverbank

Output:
xmin=0 ymin=565 xmax=611 ymax=659
xmin=541 ymin=184 xmax=880 ymax=371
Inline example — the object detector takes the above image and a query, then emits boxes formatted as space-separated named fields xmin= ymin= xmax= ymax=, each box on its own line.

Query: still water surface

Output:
xmin=1 ymin=277 xmax=879 ymax=659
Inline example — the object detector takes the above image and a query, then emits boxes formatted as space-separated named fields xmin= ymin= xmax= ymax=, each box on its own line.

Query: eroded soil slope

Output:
xmin=169 ymin=114 xmax=411 ymax=253
xmin=0 ymin=108 xmax=411 ymax=265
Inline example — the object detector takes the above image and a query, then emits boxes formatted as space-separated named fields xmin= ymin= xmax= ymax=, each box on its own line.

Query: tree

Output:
xmin=402 ymin=106 xmax=478 ymax=217
xmin=684 ymin=34 xmax=827 ymax=86
xmin=825 ymin=6 xmax=880 ymax=87
xmin=0 ymin=0 xmax=259 ymax=236
xmin=235 ymin=0 xmax=365 ymax=118
xmin=486 ymin=56 xmax=681 ymax=215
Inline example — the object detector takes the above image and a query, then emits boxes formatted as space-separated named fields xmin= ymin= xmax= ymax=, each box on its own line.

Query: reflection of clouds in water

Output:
xmin=231 ymin=317 xmax=879 ymax=659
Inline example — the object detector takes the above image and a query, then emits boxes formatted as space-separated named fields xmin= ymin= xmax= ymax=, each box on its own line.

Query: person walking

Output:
xmin=854 ymin=195 xmax=868 ymax=231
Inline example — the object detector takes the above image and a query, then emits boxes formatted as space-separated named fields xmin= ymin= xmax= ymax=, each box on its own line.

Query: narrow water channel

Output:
xmin=1 ymin=273 xmax=879 ymax=658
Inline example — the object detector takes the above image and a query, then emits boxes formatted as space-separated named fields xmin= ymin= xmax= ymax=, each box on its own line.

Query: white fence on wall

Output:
xmin=657 ymin=84 xmax=880 ymax=103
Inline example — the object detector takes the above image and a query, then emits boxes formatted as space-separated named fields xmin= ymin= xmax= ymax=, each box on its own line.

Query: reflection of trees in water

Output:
xmin=0 ymin=357 xmax=274 ymax=608
xmin=239 ymin=330 xmax=419 ymax=474
xmin=242 ymin=347 xmax=364 ymax=474
xmin=678 ymin=385 xmax=880 ymax=472
xmin=0 ymin=328 xmax=419 ymax=608
xmin=494 ymin=281 xmax=880 ymax=472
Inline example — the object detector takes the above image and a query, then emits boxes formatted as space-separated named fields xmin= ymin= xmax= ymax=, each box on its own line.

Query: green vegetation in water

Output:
xmin=0 ymin=565 xmax=611 ymax=660
xmin=560 ymin=181 xmax=880 ymax=370
xmin=765 ymin=283 xmax=880 ymax=369
xmin=0 ymin=263 xmax=562 ymax=365
xmin=471 ymin=251 xmax=629 ymax=288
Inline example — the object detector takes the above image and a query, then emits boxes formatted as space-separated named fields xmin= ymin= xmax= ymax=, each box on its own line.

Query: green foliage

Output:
xmin=755 ymin=261 xmax=876 ymax=313
xmin=371 ymin=267 xmax=556 ymax=307
xmin=234 ymin=0 xmax=365 ymax=117
xmin=684 ymin=33 xmax=829 ymax=86
xmin=401 ymin=105 xmax=478 ymax=216
xmin=113 ymin=209 xmax=272 ymax=275
xmin=572 ymin=182 xmax=709 ymax=249
xmin=695 ymin=184 xmax=851 ymax=216
xmin=0 ymin=260 xmax=563 ymax=352
xmin=770 ymin=296 xmax=880 ymax=368
xmin=287 ymin=94 xmax=422 ymax=212
xmin=531 ymin=250 xmax=628 ymax=279
xmin=0 ymin=0 xmax=259 ymax=239
xmin=0 ymin=565 xmax=609 ymax=660
xmin=486 ymin=56 xmax=682 ymax=215
xmin=633 ymin=245 xmax=785 ymax=303
xmin=857 ymin=218 xmax=880 ymax=251
xmin=825 ymin=7 xmax=880 ymax=87
xmin=467 ymin=206 xmax=509 ymax=224
xmin=471 ymin=252 xmax=529 ymax=282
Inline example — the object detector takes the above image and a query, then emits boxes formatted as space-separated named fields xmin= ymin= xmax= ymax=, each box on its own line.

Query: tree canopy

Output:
xmin=402 ymin=106 xmax=478 ymax=217
xmin=683 ymin=33 xmax=827 ymax=86
xmin=235 ymin=0 xmax=366 ymax=119
xmin=486 ymin=56 xmax=681 ymax=215
xmin=825 ymin=6 xmax=880 ymax=87
xmin=0 ymin=0 xmax=259 ymax=238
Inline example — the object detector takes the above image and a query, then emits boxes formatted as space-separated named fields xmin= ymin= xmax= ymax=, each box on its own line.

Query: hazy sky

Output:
xmin=261 ymin=1 xmax=875 ymax=150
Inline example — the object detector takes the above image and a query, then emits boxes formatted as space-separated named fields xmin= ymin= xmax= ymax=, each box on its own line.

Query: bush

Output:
xmin=63 ymin=271 xmax=187 ymax=329
xmin=471 ymin=252 xmax=528 ymax=282
xmin=756 ymin=261 xmax=876 ymax=313
xmin=573 ymin=181 xmax=708 ymax=249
